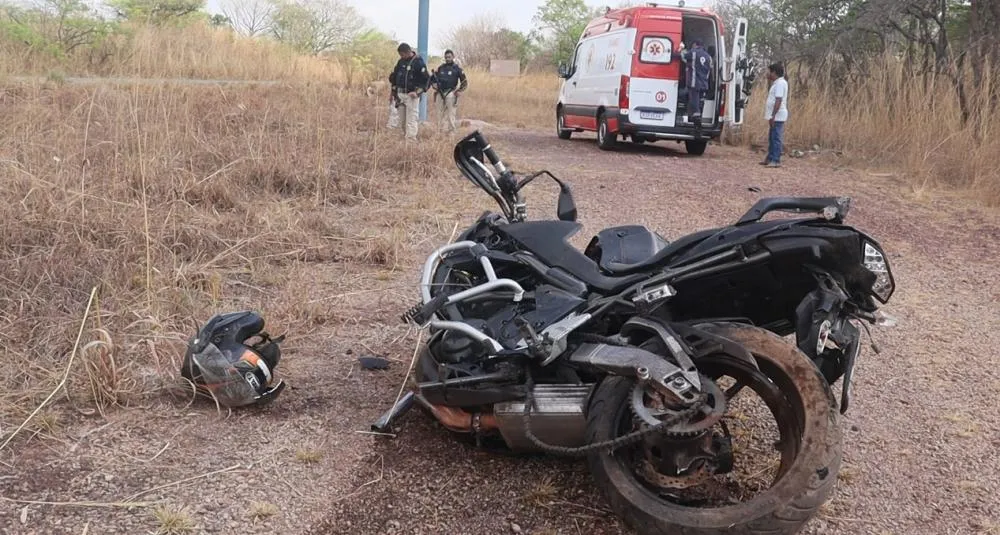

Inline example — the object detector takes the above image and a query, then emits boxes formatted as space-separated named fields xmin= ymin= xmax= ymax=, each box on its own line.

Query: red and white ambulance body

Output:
xmin=555 ymin=1 xmax=750 ymax=155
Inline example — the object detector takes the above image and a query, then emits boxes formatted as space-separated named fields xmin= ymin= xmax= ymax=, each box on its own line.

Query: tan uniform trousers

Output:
xmin=439 ymin=92 xmax=459 ymax=133
xmin=389 ymin=90 xmax=420 ymax=139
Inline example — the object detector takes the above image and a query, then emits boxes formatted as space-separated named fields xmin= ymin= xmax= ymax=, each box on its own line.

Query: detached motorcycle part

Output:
xmin=586 ymin=323 xmax=842 ymax=535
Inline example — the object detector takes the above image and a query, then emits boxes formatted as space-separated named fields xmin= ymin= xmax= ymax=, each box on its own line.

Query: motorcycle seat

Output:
xmin=600 ymin=227 xmax=720 ymax=275
xmin=496 ymin=221 xmax=649 ymax=294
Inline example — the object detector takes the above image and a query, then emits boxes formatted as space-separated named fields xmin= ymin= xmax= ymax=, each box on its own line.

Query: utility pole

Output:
xmin=418 ymin=0 xmax=430 ymax=122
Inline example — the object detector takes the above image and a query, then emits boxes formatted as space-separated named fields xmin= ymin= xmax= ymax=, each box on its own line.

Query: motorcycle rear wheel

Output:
xmin=585 ymin=322 xmax=842 ymax=535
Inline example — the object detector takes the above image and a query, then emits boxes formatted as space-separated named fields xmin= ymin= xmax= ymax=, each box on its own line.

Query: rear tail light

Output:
xmin=619 ymin=75 xmax=630 ymax=110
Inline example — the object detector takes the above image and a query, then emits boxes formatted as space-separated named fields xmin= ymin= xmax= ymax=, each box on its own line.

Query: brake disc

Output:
xmin=637 ymin=457 xmax=714 ymax=490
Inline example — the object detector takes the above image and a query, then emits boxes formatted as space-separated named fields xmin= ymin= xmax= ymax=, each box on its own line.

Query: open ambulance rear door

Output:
xmin=724 ymin=17 xmax=749 ymax=126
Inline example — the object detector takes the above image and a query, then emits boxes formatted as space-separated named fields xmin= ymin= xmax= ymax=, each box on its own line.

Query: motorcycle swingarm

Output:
xmin=567 ymin=343 xmax=701 ymax=403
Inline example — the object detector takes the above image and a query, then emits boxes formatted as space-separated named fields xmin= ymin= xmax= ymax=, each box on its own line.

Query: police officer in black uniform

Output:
xmin=430 ymin=50 xmax=469 ymax=133
xmin=388 ymin=42 xmax=430 ymax=139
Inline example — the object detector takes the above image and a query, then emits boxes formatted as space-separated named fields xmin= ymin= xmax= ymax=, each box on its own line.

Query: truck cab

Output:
xmin=555 ymin=1 xmax=753 ymax=156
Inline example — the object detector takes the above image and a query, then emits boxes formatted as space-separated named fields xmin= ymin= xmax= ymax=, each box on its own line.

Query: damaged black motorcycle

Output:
xmin=373 ymin=131 xmax=897 ymax=534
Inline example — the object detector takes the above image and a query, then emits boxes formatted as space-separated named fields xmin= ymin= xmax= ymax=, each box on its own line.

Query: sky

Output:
xmin=203 ymin=0 xmax=613 ymax=55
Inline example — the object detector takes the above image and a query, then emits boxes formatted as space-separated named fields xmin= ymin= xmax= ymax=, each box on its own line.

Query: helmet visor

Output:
xmin=189 ymin=344 xmax=261 ymax=408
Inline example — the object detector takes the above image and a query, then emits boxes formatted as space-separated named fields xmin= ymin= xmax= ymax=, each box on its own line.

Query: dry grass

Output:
xmin=0 ymin=78 xmax=482 ymax=446
xmin=521 ymin=475 xmax=559 ymax=506
xmin=248 ymin=501 xmax=279 ymax=523
xmin=0 ymin=22 xmax=343 ymax=82
xmin=152 ymin=504 xmax=197 ymax=534
xmin=294 ymin=447 xmax=325 ymax=464
xmin=460 ymin=69 xmax=561 ymax=129
xmin=736 ymin=58 xmax=1000 ymax=205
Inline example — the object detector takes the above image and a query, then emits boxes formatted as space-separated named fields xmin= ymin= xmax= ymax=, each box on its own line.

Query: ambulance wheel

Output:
xmin=557 ymin=108 xmax=572 ymax=140
xmin=685 ymin=140 xmax=708 ymax=155
xmin=597 ymin=113 xmax=618 ymax=151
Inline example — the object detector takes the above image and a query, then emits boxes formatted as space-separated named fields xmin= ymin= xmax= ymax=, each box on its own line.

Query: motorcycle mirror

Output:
xmin=557 ymin=185 xmax=577 ymax=222
xmin=516 ymin=169 xmax=577 ymax=222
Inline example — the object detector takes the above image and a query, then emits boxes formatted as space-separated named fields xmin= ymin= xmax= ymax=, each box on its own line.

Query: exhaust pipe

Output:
xmin=413 ymin=393 xmax=498 ymax=433
xmin=370 ymin=390 xmax=499 ymax=434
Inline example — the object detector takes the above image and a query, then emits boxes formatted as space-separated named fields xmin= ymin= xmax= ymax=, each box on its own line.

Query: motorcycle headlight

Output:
xmin=863 ymin=241 xmax=895 ymax=303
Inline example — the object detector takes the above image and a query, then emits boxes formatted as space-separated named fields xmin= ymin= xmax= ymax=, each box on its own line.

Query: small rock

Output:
xmin=812 ymin=144 xmax=821 ymax=151
xmin=511 ymin=522 xmax=523 ymax=534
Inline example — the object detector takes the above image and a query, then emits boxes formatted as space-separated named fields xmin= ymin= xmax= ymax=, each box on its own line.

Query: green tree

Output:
xmin=208 ymin=13 xmax=230 ymax=28
xmin=531 ymin=0 xmax=598 ymax=65
xmin=105 ymin=0 xmax=205 ymax=26
xmin=335 ymin=27 xmax=398 ymax=87
xmin=33 ymin=0 xmax=113 ymax=52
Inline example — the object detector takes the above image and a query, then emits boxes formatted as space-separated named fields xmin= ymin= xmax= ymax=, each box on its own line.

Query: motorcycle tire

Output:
xmin=585 ymin=322 xmax=842 ymax=535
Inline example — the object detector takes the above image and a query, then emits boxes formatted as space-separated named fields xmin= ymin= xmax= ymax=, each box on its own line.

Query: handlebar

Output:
xmin=472 ymin=131 xmax=518 ymax=194
xmin=472 ymin=131 xmax=503 ymax=171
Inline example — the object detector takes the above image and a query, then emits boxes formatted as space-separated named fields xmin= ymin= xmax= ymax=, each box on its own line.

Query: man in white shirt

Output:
xmin=761 ymin=63 xmax=788 ymax=168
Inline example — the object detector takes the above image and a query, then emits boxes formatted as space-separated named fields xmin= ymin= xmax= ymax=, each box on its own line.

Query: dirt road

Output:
xmin=3 ymin=128 xmax=999 ymax=535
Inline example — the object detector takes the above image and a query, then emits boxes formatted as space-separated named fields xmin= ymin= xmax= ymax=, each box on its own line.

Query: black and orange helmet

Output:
xmin=181 ymin=311 xmax=286 ymax=408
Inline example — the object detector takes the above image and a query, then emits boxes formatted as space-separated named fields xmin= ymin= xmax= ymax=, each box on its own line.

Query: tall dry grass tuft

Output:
xmin=737 ymin=58 xmax=1000 ymax=205
xmin=0 ymin=80 xmax=465 ymax=441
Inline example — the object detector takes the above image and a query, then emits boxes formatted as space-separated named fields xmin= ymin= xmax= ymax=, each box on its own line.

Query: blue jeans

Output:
xmin=767 ymin=121 xmax=785 ymax=163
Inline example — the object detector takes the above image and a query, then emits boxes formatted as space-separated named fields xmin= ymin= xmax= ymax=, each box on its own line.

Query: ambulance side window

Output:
xmin=570 ymin=43 xmax=583 ymax=76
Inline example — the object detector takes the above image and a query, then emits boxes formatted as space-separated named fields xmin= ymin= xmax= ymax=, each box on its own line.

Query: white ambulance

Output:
xmin=555 ymin=1 xmax=753 ymax=155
